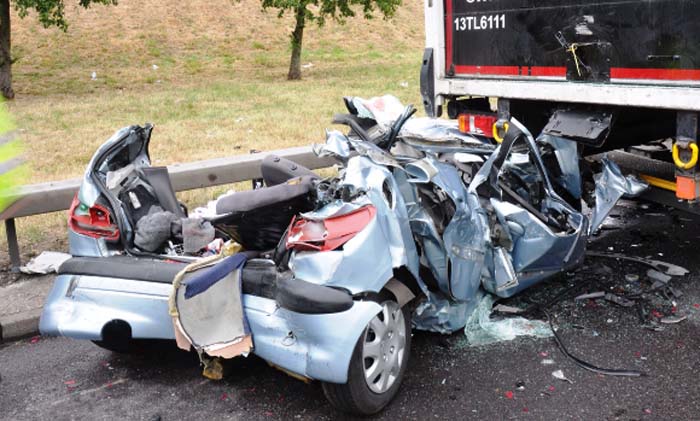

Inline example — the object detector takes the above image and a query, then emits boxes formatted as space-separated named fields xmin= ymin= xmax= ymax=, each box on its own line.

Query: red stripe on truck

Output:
xmin=611 ymin=68 xmax=700 ymax=80
xmin=452 ymin=65 xmax=700 ymax=81
xmin=454 ymin=65 xmax=520 ymax=75
xmin=529 ymin=66 xmax=566 ymax=77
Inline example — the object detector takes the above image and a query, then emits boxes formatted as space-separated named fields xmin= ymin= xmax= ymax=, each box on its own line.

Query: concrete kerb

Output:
xmin=0 ymin=274 xmax=53 ymax=342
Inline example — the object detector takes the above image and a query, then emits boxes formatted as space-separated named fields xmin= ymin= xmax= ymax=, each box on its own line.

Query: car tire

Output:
xmin=322 ymin=299 xmax=411 ymax=415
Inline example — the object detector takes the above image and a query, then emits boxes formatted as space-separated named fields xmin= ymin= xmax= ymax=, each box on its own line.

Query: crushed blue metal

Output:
xmin=40 ymin=94 xmax=646 ymax=387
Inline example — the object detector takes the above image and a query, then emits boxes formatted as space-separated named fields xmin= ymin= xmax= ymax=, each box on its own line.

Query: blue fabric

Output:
xmin=184 ymin=253 xmax=248 ymax=299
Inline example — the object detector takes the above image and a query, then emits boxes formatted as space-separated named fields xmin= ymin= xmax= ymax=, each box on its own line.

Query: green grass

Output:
xmin=0 ymin=0 xmax=425 ymax=266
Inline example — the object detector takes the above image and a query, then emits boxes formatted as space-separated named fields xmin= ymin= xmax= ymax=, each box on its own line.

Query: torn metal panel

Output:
xmin=290 ymin=152 xmax=424 ymax=295
xmin=589 ymin=157 xmax=648 ymax=234
xmin=393 ymin=168 xmax=450 ymax=293
xmin=466 ymin=119 xmax=587 ymax=299
xmin=244 ymin=295 xmax=382 ymax=383
xmin=404 ymin=158 xmax=440 ymax=183
xmin=443 ymin=198 xmax=487 ymax=301
xmin=312 ymin=129 xmax=351 ymax=161
xmin=413 ymin=290 xmax=483 ymax=334
xmin=416 ymin=155 xmax=484 ymax=302
xmin=539 ymin=134 xmax=582 ymax=199
xmin=79 ymin=125 xmax=153 ymax=208
xmin=400 ymin=117 xmax=486 ymax=145
xmin=486 ymin=197 xmax=586 ymax=297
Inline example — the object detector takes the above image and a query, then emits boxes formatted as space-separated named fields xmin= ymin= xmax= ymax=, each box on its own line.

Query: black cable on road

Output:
xmin=542 ymin=308 xmax=645 ymax=377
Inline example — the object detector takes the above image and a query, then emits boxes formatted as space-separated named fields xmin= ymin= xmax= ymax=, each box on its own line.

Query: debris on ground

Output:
xmin=202 ymin=357 xmax=224 ymax=380
xmin=19 ymin=251 xmax=71 ymax=275
xmin=575 ymin=291 xmax=605 ymax=301
xmin=587 ymin=251 xmax=689 ymax=276
xmin=493 ymin=304 xmax=526 ymax=314
xmin=551 ymin=370 xmax=573 ymax=384
xmin=464 ymin=295 xmax=552 ymax=346
xmin=647 ymin=269 xmax=671 ymax=285
xmin=659 ymin=315 xmax=687 ymax=324
xmin=604 ymin=293 xmax=635 ymax=307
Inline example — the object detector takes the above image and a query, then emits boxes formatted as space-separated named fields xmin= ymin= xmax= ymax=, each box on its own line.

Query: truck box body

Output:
xmin=423 ymin=0 xmax=700 ymax=114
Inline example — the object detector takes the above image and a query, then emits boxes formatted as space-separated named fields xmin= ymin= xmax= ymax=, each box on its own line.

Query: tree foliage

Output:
xmin=14 ymin=0 xmax=117 ymax=31
xmin=262 ymin=0 xmax=400 ymax=25
xmin=260 ymin=0 xmax=402 ymax=79
xmin=0 ymin=0 xmax=117 ymax=98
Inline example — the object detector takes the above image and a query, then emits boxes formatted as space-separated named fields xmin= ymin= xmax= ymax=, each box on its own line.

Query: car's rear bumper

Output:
xmin=40 ymin=274 xmax=379 ymax=383
xmin=39 ymin=275 xmax=174 ymax=340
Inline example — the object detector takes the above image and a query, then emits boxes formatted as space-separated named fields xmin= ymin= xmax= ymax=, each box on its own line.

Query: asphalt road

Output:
xmin=1 ymin=199 xmax=700 ymax=420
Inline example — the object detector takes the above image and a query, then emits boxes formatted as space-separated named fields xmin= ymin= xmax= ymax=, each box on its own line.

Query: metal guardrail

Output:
xmin=1 ymin=145 xmax=334 ymax=269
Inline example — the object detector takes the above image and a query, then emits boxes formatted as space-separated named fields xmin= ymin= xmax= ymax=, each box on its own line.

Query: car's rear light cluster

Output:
xmin=457 ymin=112 xmax=498 ymax=137
xmin=286 ymin=205 xmax=377 ymax=252
xmin=68 ymin=194 xmax=120 ymax=241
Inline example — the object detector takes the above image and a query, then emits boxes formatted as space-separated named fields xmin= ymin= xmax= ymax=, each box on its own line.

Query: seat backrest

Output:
xmin=211 ymin=175 xmax=318 ymax=251
xmin=215 ymin=175 xmax=316 ymax=215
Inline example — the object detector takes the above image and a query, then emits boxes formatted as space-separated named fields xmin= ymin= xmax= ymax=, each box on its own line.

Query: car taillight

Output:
xmin=286 ymin=205 xmax=377 ymax=252
xmin=458 ymin=113 xmax=498 ymax=137
xmin=68 ymin=194 xmax=120 ymax=241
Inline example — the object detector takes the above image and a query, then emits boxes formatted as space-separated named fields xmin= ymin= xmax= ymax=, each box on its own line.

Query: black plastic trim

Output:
xmin=59 ymin=256 xmax=356 ymax=313
xmin=275 ymin=276 xmax=354 ymax=314
xmin=59 ymin=256 xmax=187 ymax=284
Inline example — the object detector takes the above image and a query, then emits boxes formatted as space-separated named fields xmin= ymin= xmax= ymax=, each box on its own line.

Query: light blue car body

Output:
xmin=40 ymin=117 xmax=642 ymax=382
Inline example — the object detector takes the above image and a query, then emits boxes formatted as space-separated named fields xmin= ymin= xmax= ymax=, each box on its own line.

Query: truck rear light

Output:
xmin=458 ymin=113 xmax=498 ymax=137
xmin=676 ymin=175 xmax=700 ymax=200
xmin=286 ymin=205 xmax=377 ymax=252
xmin=68 ymin=194 xmax=120 ymax=241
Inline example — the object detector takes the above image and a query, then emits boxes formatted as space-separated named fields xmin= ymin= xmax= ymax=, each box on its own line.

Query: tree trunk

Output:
xmin=287 ymin=4 xmax=306 ymax=80
xmin=0 ymin=0 xmax=13 ymax=99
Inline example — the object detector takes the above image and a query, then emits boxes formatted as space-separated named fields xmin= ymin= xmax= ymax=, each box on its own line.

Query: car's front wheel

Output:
xmin=322 ymin=299 xmax=411 ymax=415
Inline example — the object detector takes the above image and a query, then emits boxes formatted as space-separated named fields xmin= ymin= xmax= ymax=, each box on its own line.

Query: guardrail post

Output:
xmin=250 ymin=149 xmax=264 ymax=189
xmin=5 ymin=218 xmax=21 ymax=271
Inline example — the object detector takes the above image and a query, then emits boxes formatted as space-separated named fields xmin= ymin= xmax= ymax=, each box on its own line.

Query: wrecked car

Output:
xmin=39 ymin=96 xmax=644 ymax=415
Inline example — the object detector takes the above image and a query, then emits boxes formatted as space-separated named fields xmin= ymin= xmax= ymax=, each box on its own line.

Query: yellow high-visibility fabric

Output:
xmin=0 ymin=104 xmax=27 ymax=213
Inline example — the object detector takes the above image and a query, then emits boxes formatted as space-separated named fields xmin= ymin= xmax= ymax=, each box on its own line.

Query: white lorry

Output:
xmin=420 ymin=0 xmax=700 ymax=210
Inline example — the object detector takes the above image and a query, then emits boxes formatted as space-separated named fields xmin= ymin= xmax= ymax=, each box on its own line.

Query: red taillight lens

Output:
xmin=458 ymin=113 xmax=498 ymax=137
xmin=286 ymin=205 xmax=377 ymax=252
xmin=68 ymin=194 xmax=120 ymax=241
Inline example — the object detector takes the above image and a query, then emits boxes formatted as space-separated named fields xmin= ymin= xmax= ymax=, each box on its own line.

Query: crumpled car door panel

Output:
xmin=461 ymin=119 xmax=588 ymax=298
